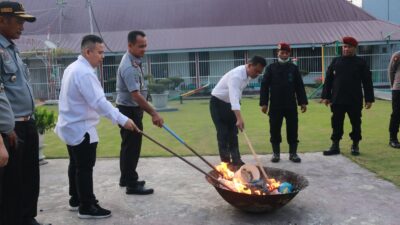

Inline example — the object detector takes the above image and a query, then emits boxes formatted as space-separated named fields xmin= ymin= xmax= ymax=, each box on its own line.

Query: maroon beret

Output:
xmin=277 ymin=42 xmax=291 ymax=52
xmin=342 ymin=36 xmax=358 ymax=47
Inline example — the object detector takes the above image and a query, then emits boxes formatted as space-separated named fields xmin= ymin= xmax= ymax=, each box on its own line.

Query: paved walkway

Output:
xmin=36 ymin=153 xmax=400 ymax=225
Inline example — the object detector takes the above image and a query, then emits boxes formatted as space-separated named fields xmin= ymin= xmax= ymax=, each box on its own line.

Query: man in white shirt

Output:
xmin=210 ymin=56 xmax=266 ymax=168
xmin=55 ymin=35 xmax=137 ymax=219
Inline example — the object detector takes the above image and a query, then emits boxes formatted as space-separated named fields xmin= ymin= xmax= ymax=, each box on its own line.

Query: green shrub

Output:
xmin=34 ymin=107 xmax=56 ymax=134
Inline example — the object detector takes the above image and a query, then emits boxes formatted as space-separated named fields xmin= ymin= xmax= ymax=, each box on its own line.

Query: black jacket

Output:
xmin=259 ymin=61 xmax=308 ymax=109
xmin=321 ymin=56 xmax=375 ymax=108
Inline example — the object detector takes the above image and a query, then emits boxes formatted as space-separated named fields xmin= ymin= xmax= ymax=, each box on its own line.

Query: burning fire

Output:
xmin=215 ymin=162 xmax=281 ymax=195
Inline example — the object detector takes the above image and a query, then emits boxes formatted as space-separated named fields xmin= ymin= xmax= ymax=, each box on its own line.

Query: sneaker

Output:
xmin=69 ymin=198 xmax=79 ymax=211
xmin=78 ymin=204 xmax=111 ymax=219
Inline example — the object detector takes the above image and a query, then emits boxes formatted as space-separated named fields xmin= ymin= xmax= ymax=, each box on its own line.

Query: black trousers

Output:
xmin=0 ymin=119 xmax=39 ymax=225
xmin=67 ymin=133 xmax=97 ymax=207
xmin=389 ymin=90 xmax=400 ymax=139
xmin=117 ymin=105 xmax=143 ymax=187
xmin=209 ymin=96 xmax=241 ymax=163
xmin=268 ymin=108 xmax=299 ymax=145
xmin=0 ymin=133 xmax=22 ymax=225
xmin=330 ymin=104 xmax=362 ymax=142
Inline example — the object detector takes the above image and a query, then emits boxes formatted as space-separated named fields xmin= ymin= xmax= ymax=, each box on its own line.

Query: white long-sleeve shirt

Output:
xmin=211 ymin=65 xmax=251 ymax=110
xmin=55 ymin=55 xmax=128 ymax=146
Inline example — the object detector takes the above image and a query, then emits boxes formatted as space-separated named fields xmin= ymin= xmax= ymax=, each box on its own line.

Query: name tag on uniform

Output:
xmin=0 ymin=83 xmax=4 ymax=92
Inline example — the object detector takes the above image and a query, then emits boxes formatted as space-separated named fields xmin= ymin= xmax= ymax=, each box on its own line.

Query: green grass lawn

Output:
xmin=42 ymin=98 xmax=400 ymax=187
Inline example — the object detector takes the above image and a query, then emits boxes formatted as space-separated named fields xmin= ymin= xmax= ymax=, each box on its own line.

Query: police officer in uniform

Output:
xmin=387 ymin=51 xmax=400 ymax=148
xmin=0 ymin=78 xmax=16 ymax=224
xmin=260 ymin=43 xmax=308 ymax=163
xmin=0 ymin=2 xmax=45 ymax=225
xmin=116 ymin=30 xmax=164 ymax=195
xmin=321 ymin=36 xmax=375 ymax=156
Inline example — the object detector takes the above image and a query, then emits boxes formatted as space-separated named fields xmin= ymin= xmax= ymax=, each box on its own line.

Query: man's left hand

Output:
xmin=152 ymin=113 xmax=164 ymax=128
xmin=365 ymin=102 xmax=373 ymax=109
xmin=7 ymin=131 xmax=18 ymax=149
xmin=300 ymin=105 xmax=307 ymax=113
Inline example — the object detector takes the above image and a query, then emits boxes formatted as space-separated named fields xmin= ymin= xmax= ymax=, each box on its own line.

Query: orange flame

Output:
xmin=215 ymin=162 xmax=234 ymax=179
xmin=267 ymin=178 xmax=281 ymax=192
xmin=215 ymin=162 xmax=281 ymax=195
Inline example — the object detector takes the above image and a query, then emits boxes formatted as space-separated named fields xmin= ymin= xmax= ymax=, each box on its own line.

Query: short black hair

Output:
xmin=248 ymin=55 xmax=267 ymax=67
xmin=81 ymin=34 xmax=103 ymax=50
xmin=128 ymin=30 xmax=146 ymax=44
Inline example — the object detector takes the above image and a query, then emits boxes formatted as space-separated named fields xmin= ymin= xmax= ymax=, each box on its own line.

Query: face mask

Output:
xmin=278 ymin=57 xmax=290 ymax=64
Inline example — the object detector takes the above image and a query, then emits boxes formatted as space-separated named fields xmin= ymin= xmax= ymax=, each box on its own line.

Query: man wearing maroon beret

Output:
xmin=260 ymin=42 xmax=308 ymax=163
xmin=321 ymin=36 xmax=375 ymax=156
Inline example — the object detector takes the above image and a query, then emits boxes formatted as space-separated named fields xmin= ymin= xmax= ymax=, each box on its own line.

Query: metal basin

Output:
xmin=206 ymin=167 xmax=308 ymax=213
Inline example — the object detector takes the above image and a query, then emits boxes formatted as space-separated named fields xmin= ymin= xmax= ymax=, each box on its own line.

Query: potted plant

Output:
xmin=34 ymin=107 xmax=56 ymax=161
xmin=166 ymin=77 xmax=184 ymax=98
xmin=147 ymin=81 xmax=169 ymax=109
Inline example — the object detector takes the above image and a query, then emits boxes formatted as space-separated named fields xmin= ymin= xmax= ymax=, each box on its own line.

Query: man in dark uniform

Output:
xmin=0 ymin=2 xmax=45 ymax=225
xmin=387 ymin=51 xmax=400 ymax=149
xmin=260 ymin=43 xmax=308 ymax=163
xmin=321 ymin=36 xmax=375 ymax=156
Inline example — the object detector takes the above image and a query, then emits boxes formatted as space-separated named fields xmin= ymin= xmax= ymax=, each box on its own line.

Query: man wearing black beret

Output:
xmin=260 ymin=42 xmax=308 ymax=163
xmin=321 ymin=36 xmax=375 ymax=156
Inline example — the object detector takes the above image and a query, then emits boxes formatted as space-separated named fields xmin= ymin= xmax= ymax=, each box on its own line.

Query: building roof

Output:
xmin=16 ymin=0 xmax=400 ymax=53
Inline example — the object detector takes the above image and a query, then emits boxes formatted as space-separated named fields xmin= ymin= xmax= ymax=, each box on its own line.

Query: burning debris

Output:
xmin=215 ymin=162 xmax=292 ymax=195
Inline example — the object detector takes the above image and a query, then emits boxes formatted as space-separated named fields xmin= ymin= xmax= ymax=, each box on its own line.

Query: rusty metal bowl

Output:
xmin=206 ymin=167 xmax=308 ymax=213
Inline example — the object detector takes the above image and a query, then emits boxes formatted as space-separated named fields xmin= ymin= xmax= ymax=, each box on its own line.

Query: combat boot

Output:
xmin=351 ymin=141 xmax=360 ymax=156
xmin=289 ymin=143 xmax=301 ymax=163
xmin=271 ymin=143 xmax=280 ymax=163
xmin=323 ymin=140 xmax=340 ymax=156
xmin=389 ymin=134 xmax=400 ymax=149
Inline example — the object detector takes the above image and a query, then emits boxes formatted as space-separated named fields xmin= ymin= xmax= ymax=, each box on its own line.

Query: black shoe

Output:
xmin=23 ymin=218 xmax=42 ymax=225
xmin=289 ymin=153 xmax=301 ymax=163
xmin=69 ymin=197 xmax=79 ymax=211
xmin=351 ymin=143 xmax=360 ymax=156
xmin=323 ymin=149 xmax=340 ymax=156
xmin=323 ymin=141 xmax=340 ymax=156
xmin=271 ymin=153 xmax=280 ymax=163
xmin=232 ymin=159 xmax=245 ymax=167
xmin=119 ymin=180 xmax=145 ymax=187
xmin=126 ymin=184 xmax=154 ymax=195
xmin=229 ymin=160 xmax=245 ymax=171
xmin=389 ymin=140 xmax=400 ymax=149
xmin=78 ymin=204 xmax=111 ymax=219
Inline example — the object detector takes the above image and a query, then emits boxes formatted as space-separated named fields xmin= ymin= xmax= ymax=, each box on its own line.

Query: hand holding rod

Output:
xmin=139 ymin=130 xmax=236 ymax=192
xmin=242 ymin=130 xmax=270 ymax=181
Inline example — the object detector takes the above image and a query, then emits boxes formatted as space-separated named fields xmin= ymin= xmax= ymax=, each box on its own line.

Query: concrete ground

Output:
xmin=36 ymin=153 xmax=400 ymax=225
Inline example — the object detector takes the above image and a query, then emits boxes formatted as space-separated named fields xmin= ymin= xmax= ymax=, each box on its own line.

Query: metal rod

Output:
xmin=162 ymin=124 xmax=223 ymax=176
xmin=139 ymin=131 xmax=236 ymax=192
xmin=242 ymin=131 xmax=270 ymax=181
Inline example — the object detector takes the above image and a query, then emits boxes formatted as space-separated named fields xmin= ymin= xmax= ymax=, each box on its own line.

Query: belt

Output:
xmin=15 ymin=115 xmax=32 ymax=122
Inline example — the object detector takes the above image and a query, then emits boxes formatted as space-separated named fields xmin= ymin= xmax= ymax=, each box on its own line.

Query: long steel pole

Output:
xmin=139 ymin=131 xmax=236 ymax=192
